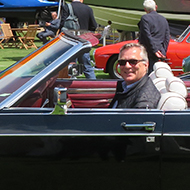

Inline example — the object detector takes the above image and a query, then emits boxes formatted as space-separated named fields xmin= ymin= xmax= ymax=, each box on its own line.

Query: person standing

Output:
xmin=37 ymin=12 xmax=60 ymax=44
xmin=60 ymin=0 xmax=97 ymax=79
xmin=138 ymin=0 xmax=170 ymax=74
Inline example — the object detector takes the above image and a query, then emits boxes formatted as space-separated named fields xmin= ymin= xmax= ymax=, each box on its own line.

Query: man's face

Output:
xmin=119 ymin=47 xmax=148 ymax=85
xmin=51 ymin=12 xmax=57 ymax=20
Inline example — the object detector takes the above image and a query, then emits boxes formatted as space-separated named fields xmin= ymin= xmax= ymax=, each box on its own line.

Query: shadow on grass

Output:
xmin=2 ymin=57 xmax=25 ymax=62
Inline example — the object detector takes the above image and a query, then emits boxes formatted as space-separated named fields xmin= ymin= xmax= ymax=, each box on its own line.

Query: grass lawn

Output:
xmin=0 ymin=40 xmax=42 ymax=71
xmin=0 ymin=39 xmax=110 ymax=79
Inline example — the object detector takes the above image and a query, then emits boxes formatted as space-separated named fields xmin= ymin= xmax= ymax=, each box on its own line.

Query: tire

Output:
xmin=107 ymin=55 xmax=122 ymax=79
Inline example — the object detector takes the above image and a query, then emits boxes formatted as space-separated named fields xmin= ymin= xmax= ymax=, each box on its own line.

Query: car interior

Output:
xmin=149 ymin=61 xmax=188 ymax=110
xmin=17 ymin=61 xmax=188 ymax=111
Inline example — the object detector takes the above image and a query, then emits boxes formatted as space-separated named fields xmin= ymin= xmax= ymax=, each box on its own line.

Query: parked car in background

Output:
xmin=1 ymin=31 xmax=190 ymax=190
xmin=94 ymin=25 xmax=190 ymax=79
xmin=183 ymin=55 xmax=190 ymax=72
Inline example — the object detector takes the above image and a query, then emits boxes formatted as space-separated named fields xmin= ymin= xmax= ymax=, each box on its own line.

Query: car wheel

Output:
xmin=107 ymin=55 xmax=122 ymax=79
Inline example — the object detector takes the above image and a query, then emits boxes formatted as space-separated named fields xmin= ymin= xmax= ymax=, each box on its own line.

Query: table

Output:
xmin=12 ymin=25 xmax=40 ymax=49
xmin=12 ymin=28 xmax=28 ymax=37
xmin=12 ymin=25 xmax=41 ymax=37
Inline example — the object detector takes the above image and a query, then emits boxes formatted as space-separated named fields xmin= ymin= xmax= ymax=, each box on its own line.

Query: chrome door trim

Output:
xmin=0 ymin=132 xmax=162 ymax=137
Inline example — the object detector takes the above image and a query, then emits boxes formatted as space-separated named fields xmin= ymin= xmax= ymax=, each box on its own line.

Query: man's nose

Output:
xmin=124 ymin=61 xmax=132 ymax=67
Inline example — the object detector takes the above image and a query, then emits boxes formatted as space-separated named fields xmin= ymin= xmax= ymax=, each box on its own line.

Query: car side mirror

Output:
xmin=52 ymin=87 xmax=68 ymax=115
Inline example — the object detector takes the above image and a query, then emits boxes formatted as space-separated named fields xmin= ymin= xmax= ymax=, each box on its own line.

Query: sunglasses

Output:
xmin=118 ymin=59 xmax=145 ymax=66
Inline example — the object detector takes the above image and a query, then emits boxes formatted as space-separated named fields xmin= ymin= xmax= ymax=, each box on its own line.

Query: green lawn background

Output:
xmin=0 ymin=40 xmax=110 ymax=79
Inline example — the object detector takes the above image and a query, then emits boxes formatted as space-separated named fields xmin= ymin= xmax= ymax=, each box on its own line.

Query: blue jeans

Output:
xmin=78 ymin=52 xmax=96 ymax=79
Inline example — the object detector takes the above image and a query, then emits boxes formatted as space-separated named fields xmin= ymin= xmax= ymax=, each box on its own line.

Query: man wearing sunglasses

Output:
xmin=109 ymin=43 xmax=161 ymax=109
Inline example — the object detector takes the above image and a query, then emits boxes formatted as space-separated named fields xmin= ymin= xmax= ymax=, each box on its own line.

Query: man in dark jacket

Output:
xmin=60 ymin=0 xmax=97 ymax=31
xmin=60 ymin=0 xmax=97 ymax=79
xmin=109 ymin=43 xmax=161 ymax=109
xmin=138 ymin=0 xmax=170 ymax=74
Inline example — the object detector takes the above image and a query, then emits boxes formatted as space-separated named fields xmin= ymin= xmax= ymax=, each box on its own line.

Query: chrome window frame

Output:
xmin=0 ymin=33 xmax=91 ymax=109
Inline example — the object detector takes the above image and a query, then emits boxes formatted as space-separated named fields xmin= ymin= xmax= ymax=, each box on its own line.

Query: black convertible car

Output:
xmin=1 ymin=31 xmax=190 ymax=190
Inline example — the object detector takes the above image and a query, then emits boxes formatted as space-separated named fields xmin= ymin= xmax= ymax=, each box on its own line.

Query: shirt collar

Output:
xmin=122 ymin=80 xmax=138 ymax=93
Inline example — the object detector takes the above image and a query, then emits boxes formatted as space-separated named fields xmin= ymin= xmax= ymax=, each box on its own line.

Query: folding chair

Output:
xmin=0 ymin=23 xmax=16 ymax=49
xmin=48 ymin=29 xmax=60 ymax=40
xmin=18 ymin=25 xmax=38 ymax=50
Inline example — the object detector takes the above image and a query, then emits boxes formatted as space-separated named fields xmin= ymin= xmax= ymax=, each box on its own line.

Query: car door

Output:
xmin=0 ymin=108 xmax=164 ymax=190
xmin=161 ymin=110 xmax=190 ymax=190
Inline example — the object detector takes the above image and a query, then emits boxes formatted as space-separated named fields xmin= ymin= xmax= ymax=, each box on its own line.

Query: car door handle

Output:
xmin=121 ymin=122 xmax=156 ymax=132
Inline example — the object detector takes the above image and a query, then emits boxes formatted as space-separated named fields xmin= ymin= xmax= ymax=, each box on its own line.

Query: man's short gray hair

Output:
xmin=143 ymin=0 xmax=156 ymax=12
xmin=119 ymin=43 xmax=149 ymax=63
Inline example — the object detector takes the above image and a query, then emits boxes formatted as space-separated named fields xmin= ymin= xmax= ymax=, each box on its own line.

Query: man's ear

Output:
xmin=145 ymin=62 xmax=149 ymax=72
xmin=144 ymin=8 xmax=149 ymax=13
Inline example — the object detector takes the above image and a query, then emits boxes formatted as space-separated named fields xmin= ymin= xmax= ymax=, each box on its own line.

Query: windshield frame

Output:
xmin=175 ymin=25 xmax=190 ymax=42
xmin=0 ymin=32 xmax=91 ymax=109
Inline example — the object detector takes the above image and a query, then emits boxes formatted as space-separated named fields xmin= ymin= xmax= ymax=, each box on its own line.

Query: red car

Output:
xmin=94 ymin=25 xmax=190 ymax=79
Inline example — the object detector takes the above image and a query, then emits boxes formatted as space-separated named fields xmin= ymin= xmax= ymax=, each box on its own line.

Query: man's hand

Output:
xmin=45 ymin=22 xmax=51 ymax=26
xmin=155 ymin=50 xmax=166 ymax=58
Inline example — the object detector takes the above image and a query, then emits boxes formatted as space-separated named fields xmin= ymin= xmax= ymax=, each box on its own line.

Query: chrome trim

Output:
xmin=0 ymin=36 xmax=91 ymax=109
xmin=186 ymin=87 xmax=190 ymax=93
xmin=0 ymin=112 xmax=51 ymax=116
xmin=164 ymin=111 xmax=190 ymax=115
xmin=0 ymin=107 xmax=164 ymax=116
xmin=67 ymin=108 xmax=164 ymax=115
xmin=186 ymin=36 xmax=190 ymax=43
xmin=3 ymin=107 xmax=53 ymax=111
xmin=175 ymin=25 xmax=190 ymax=43
xmin=67 ymin=88 xmax=116 ymax=94
xmin=163 ymin=133 xmax=190 ymax=137
xmin=0 ymin=132 xmax=162 ymax=137
xmin=146 ymin=136 xmax=155 ymax=142
xmin=171 ymin=68 xmax=183 ymax=72
xmin=68 ymin=108 xmax=163 ymax=112
xmin=121 ymin=122 xmax=156 ymax=132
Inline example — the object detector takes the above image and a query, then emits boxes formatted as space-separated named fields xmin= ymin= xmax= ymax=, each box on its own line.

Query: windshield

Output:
xmin=176 ymin=25 xmax=190 ymax=42
xmin=0 ymin=38 xmax=73 ymax=103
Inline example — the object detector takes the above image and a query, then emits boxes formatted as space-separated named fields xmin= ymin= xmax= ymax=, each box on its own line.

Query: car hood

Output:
xmin=95 ymin=40 xmax=138 ymax=55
